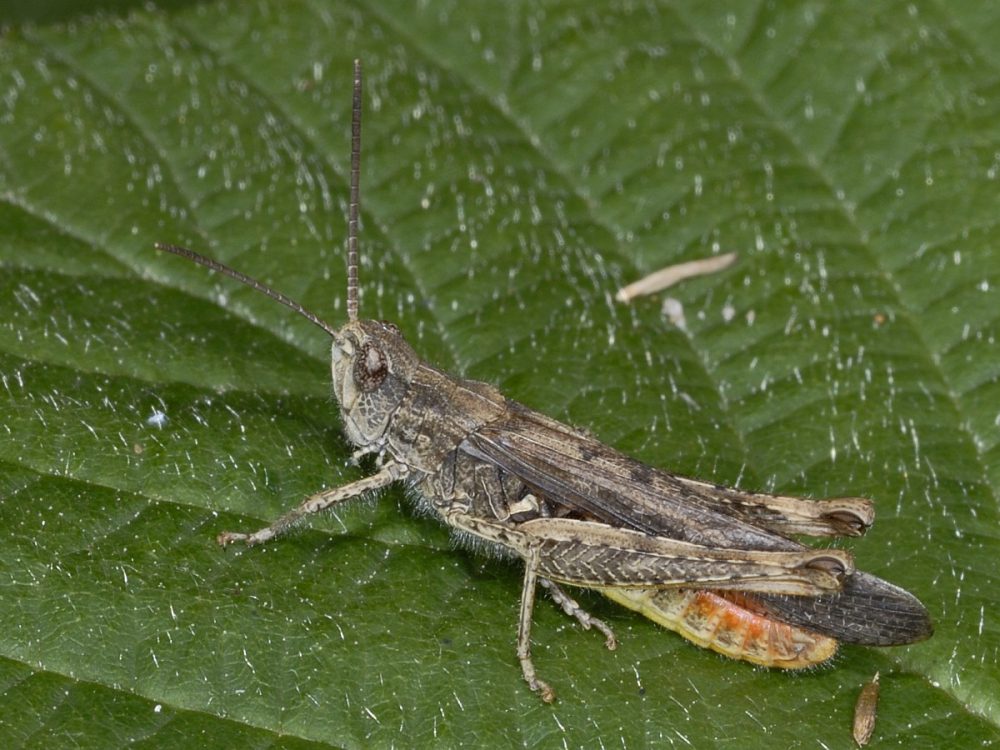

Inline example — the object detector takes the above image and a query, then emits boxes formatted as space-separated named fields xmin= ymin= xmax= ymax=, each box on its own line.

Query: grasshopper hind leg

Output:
xmin=517 ymin=553 xmax=619 ymax=703
xmin=518 ymin=549 xmax=555 ymax=702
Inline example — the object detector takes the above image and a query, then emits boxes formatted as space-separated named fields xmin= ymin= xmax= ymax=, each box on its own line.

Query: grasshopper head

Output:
xmin=157 ymin=63 xmax=411 ymax=452
xmin=331 ymin=318 xmax=421 ymax=448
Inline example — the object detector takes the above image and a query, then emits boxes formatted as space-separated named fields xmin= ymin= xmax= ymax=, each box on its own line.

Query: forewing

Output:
xmin=670 ymin=475 xmax=873 ymax=537
xmin=753 ymin=573 xmax=933 ymax=645
xmin=462 ymin=403 xmax=801 ymax=552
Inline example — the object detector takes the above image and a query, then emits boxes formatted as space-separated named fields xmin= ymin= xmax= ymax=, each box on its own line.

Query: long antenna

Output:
xmin=154 ymin=63 xmax=364 ymax=337
xmin=153 ymin=242 xmax=339 ymax=338
xmin=347 ymin=58 xmax=362 ymax=322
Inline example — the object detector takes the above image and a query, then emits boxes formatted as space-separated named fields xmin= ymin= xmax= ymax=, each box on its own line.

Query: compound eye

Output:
xmin=354 ymin=341 xmax=388 ymax=391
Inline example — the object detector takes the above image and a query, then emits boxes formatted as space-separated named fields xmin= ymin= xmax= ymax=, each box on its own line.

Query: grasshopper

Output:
xmin=156 ymin=60 xmax=932 ymax=702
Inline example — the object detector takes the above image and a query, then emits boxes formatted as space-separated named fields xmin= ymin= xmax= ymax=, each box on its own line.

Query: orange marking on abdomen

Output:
xmin=599 ymin=587 xmax=837 ymax=668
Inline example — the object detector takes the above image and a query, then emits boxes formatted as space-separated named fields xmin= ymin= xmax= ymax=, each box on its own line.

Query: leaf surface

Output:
xmin=1 ymin=2 xmax=998 ymax=747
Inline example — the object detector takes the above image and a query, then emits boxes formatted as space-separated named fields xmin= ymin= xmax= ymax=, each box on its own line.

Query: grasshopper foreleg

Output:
xmin=217 ymin=461 xmax=407 ymax=546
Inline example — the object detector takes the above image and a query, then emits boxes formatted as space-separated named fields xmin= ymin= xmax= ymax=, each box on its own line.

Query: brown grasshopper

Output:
xmin=155 ymin=60 xmax=932 ymax=702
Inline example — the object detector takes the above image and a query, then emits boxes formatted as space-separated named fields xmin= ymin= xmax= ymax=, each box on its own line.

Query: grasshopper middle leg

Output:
xmin=540 ymin=578 xmax=617 ymax=650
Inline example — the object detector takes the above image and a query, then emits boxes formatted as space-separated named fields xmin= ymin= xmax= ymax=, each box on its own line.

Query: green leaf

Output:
xmin=1 ymin=1 xmax=997 ymax=747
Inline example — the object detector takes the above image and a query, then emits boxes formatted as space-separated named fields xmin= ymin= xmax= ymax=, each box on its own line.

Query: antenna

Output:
xmin=153 ymin=242 xmax=339 ymax=338
xmin=347 ymin=58 xmax=362 ymax=322
xmin=154 ymin=62 xmax=368 ymax=338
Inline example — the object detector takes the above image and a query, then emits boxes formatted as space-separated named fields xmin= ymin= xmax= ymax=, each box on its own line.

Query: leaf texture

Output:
xmin=1 ymin=1 xmax=998 ymax=746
